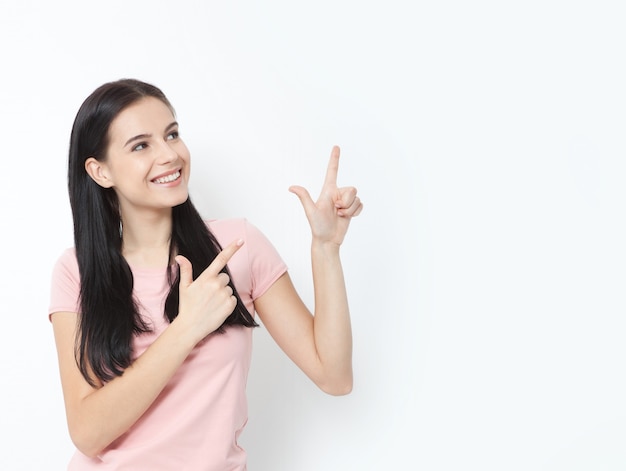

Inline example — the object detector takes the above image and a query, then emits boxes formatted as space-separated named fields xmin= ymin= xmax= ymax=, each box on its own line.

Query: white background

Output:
xmin=1 ymin=1 xmax=625 ymax=470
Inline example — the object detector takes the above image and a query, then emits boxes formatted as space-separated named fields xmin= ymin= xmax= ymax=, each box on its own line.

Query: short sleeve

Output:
xmin=243 ymin=219 xmax=288 ymax=300
xmin=48 ymin=248 xmax=81 ymax=319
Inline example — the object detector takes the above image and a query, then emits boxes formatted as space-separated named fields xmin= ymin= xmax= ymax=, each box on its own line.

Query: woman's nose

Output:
xmin=156 ymin=140 xmax=178 ymax=164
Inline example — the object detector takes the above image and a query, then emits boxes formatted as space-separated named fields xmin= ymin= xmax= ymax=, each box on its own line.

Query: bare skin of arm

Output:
xmin=255 ymin=146 xmax=362 ymax=395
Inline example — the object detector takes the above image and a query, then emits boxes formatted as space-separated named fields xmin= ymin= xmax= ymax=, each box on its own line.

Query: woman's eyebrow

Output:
xmin=124 ymin=133 xmax=151 ymax=147
xmin=123 ymin=122 xmax=178 ymax=147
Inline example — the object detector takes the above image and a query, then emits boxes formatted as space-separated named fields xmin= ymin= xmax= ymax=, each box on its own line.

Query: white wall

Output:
xmin=1 ymin=1 xmax=625 ymax=469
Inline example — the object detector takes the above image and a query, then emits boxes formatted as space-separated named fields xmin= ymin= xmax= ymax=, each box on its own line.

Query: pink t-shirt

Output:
xmin=49 ymin=218 xmax=288 ymax=471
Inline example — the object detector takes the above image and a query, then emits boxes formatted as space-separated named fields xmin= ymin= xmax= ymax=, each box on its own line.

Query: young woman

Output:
xmin=48 ymin=78 xmax=362 ymax=470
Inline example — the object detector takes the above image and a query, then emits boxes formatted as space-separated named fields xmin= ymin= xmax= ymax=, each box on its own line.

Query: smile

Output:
xmin=152 ymin=170 xmax=181 ymax=184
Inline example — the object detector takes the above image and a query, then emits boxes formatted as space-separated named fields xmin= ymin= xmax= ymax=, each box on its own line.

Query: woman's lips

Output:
xmin=152 ymin=170 xmax=181 ymax=184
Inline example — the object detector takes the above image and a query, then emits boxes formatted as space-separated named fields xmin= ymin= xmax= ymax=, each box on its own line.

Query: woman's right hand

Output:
xmin=174 ymin=239 xmax=244 ymax=344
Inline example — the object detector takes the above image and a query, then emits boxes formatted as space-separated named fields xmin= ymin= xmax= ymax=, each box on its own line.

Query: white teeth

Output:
xmin=153 ymin=171 xmax=181 ymax=184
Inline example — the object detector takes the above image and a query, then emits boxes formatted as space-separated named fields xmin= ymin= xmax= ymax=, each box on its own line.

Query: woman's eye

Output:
xmin=167 ymin=131 xmax=179 ymax=140
xmin=132 ymin=142 xmax=148 ymax=152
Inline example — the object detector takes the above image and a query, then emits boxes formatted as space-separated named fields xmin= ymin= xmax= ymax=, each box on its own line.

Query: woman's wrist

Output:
xmin=310 ymin=238 xmax=341 ymax=256
xmin=168 ymin=315 xmax=203 ymax=351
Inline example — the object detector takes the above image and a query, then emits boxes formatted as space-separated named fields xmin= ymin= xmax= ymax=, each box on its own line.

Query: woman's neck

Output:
xmin=120 ymin=210 xmax=173 ymax=268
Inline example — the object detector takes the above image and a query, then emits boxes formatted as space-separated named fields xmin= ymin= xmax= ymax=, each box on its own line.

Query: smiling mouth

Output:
xmin=152 ymin=170 xmax=181 ymax=184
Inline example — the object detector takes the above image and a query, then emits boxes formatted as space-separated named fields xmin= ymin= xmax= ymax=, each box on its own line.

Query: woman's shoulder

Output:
xmin=53 ymin=247 xmax=78 ymax=270
xmin=205 ymin=217 xmax=264 ymax=243
xmin=205 ymin=218 xmax=287 ymax=297
xmin=50 ymin=247 xmax=80 ymax=285
xmin=205 ymin=217 xmax=281 ymax=257
xmin=205 ymin=217 xmax=247 ymax=232
xmin=49 ymin=247 xmax=81 ymax=315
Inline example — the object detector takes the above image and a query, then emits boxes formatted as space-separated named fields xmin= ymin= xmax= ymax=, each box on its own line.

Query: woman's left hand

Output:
xmin=289 ymin=146 xmax=363 ymax=246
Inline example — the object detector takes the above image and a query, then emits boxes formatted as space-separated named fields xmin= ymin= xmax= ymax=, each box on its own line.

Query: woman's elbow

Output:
xmin=317 ymin=374 xmax=353 ymax=396
xmin=325 ymin=383 xmax=353 ymax=396
xmin=68 ymin=426 xmax=107 ymax=459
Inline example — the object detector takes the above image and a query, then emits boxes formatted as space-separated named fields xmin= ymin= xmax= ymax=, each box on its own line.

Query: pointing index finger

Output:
xmin=323 ymin=145 xmax=341 ymax=187
xmin=202 ymin=239 xmax=244 ymax=279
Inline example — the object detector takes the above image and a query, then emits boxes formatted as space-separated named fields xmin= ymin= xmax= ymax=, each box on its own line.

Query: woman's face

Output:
xmin=96 ymin=96 xmax=191 ymax=218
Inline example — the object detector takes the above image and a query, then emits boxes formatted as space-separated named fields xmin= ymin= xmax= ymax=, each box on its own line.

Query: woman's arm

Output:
xmin=51 ymin=240 xmax=244 ymax=458
xmin=52 ymin=311 xmax=199 ymax=457
xmin=254 ymin=146 xmax=362 ymax=395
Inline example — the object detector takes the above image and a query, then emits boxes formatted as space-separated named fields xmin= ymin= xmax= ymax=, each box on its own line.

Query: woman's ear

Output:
xmin=85 ymin=157 xmax=114 ymax=188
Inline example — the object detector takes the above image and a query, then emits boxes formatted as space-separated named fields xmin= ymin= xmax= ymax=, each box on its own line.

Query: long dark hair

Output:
xmin=68 ymin=78 xmax=257 ymax=386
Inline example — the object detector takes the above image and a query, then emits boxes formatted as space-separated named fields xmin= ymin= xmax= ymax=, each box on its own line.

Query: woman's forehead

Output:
xmin=109 ymin=97 xmax=176 ymax=140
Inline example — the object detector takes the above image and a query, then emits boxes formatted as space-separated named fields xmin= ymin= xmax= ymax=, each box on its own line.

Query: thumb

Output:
xmin=175 ymin=255 xmax=193 ymax=288
xmin=289 ymin=185 xmax=315 ymax=214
